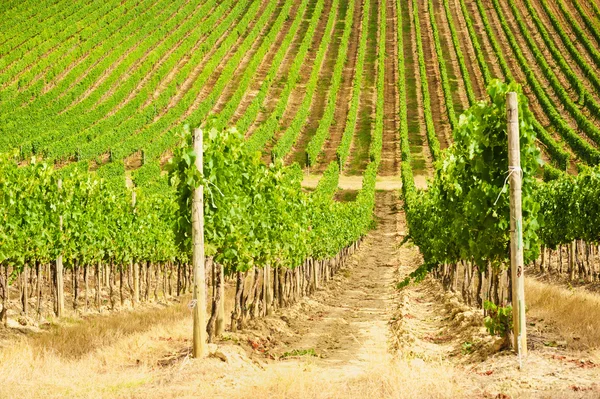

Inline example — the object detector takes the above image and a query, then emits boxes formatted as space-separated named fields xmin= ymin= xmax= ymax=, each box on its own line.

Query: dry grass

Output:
xmin=29 ymin=300 xmax=190 ymax=359
xmin=526 ymin=278 xmax=600 ymax=349
xmin=138 ymin=352 xmax=468 ymax=399
xmin=0 ymin=301 xmax=193 ymax=399
xmin=226 ymin=357 xmax=466 ymax=399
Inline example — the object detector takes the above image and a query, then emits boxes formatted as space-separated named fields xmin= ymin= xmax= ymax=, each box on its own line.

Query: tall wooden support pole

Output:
xmin=507 ymin=92 xmax=527 ymax=361
xmin=192 ymin=128 xmax=207 ymax=358
xmin=132 ymin=190 xmax=140 ymax=306
xmin=56 ymin=179 xmax=64 ymax=318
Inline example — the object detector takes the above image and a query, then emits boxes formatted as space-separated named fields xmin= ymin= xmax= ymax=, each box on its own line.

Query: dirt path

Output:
xmin=184 ymin=191 xmax=410 ymax=398
xmin=302 ymin=173 xmax=427 ymax=190
xmin=273 ymin=191 xmax=400 ymax=365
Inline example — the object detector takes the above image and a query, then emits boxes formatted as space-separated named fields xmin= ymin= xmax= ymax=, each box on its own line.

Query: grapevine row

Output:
xmin=456 ymin=0 xmax=570 ymax=171
xmin=0 ymin=0 xmax=115 ymax=86
xmin=412 ymin=0 xmax=440 ymax=161
xmin=498 ymin=0 xmax=600 ymax=146
xmin=336 ymin=0 xmax=371 ymax=169
xmin=471 ymin=0 xmax=599 ymax=166
xmin=441 ymin=0 xmax=476 ymax=106
xmin=231 ymin=0 xmax=322 ymax=137
xmin=368 ymin=0 xmax=386 ymax=164
xmin=0 ymin=126 xmax=379 ymax=328
xmin=397 ymin=0 xmax=415 ymax=198
xmin=555 ymin=0 xmax=600 ymax=69
xmin=536 ymin=0 xmax=600 ymax=102
xmin=51 ymin=0 xmax=256 ymax=162
xmin=3 ymin=0 xmax=216 ymax=155
xmin=243 ymin=0 xmax=330 ymax=154
xmin=72 ymin=0 xmax=261 ymax=162
xmin=425 ymin=0 xmax=457 ymax=129
xmin=211 ymin=0 xmax=312 ymax=132
xmin=270 ymin=0 xmax=341 ymax=159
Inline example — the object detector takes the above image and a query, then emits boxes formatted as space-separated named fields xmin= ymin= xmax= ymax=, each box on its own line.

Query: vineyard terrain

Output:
xmin=2 ymin=0 xmax=600 ymax=397
xmin=1 ymin=193 xmax=599 ymax=398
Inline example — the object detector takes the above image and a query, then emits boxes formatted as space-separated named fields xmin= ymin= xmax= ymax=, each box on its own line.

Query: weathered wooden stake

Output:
xmin=132 ymin=190 xmax=140 ymax=306
xmin=192 ymin=128 xmax=208 ymax=358
xmin=507 ymin=92 xmax=527 ymax=361
xmin=56 ymin=179 xmax=64 ymax=318
xmin=215 ymin=262 xmax=225 ymax=336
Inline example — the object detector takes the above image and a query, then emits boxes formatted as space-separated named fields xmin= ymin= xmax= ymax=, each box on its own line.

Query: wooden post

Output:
xmin=569 ymin=240 xmax=576 ymax=281
xmin=21 ymin=266 xmax=28 ymax=315
xmin=132 ymin=190 xmax=140 ymax=306
xmin=507 ymin=92 xmax=527 ymax=361
xmin=192 ymin=128 xmax=207 ymax=358
xmin=215 ymin=262 xmax=225 ymax=336
xmin=265 ymin=264 xmax=273 ymax=316
xmin=56 ymin=179 xmax=64 ymax=318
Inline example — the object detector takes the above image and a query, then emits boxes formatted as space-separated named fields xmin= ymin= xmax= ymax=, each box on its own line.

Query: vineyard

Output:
xmin=1 ymin=0 xmax=600 ymax=397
